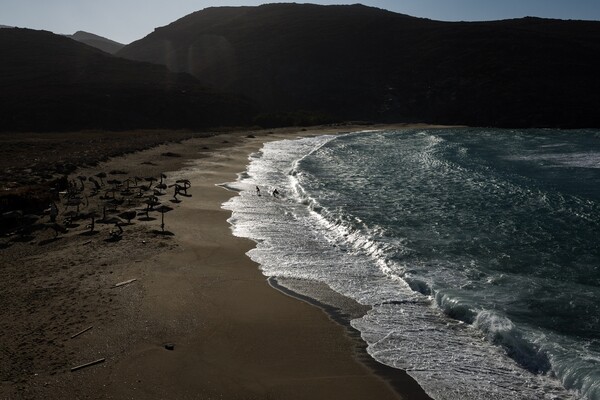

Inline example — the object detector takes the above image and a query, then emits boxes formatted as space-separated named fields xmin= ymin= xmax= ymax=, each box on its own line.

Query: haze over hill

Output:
xmin=66 ymin=31 xmax=125 ymax=54
xmin=118 ymin=3 xmax=600 ymax=128
xmin=0 ymin=28 xmax=254 ymax=132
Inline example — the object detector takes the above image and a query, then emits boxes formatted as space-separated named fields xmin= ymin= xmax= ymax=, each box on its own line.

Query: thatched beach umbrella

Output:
xmin=106 ymin=179 xmax=122 ymax=189
xmin=95 ymin=172 xmax=107 ymax=186
xmin=85 ymin=210 xmax=99 ymax=233
xmin=153 ymin=188 xmax=166 ymax=197
xmin=76 ymin=176 xmax=87 ymax=191
xmin=144 ymin=196 xmax=159 ymax=210
xmin=144 ymin=196 xmax=160 ymax=218
xmin=155 ymin=174 xmax=168 ymax=194
xmin=99 ymin=204 xmax=119 ymax=222
xmin=66 ymin=197 xmax=83 ymax=213
xmin=118 ymin=210 xmax=137 ymax=224
xmin=102 ymin=215 xmax=124 ymax=226
xmin=120 ymin=181 xmax=134 ymax=196
xmin=155 ymin=204 xmax=173 ymax=232
xmin=62 ymin=210 xmax=79 ymax=226
xmin=101 ymin=197 xmax=121 ymax=217
xmin=120 ymin=188 xmax=134 ymax=197
xmin=107 ymin=196 xmax=124 ymax=206
xmin=168 ymin=184 xmax=182 ymax=202
xmin=105 ymin=187 xmax=120 ymax=200
xmin=144 ymin=176 xmax=157 ymax=189
xmin=88 ymin=177 xmax=101 ymax=192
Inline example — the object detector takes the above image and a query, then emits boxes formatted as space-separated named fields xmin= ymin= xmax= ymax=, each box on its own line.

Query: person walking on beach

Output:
xmin=272 ymin=188 xmax=280 ymax=198
xmin=256 ymin=186 xmax=261 ymax=196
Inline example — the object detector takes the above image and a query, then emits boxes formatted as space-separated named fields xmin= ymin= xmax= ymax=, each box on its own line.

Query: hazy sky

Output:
xmin=2 ymin=0 xmax=600 ymax=44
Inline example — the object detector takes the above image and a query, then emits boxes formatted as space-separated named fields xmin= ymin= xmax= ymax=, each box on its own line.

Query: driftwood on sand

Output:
xmin=114 ymin=278 xmax=137 ymax=288
xmin=70 ymin=325 xmax=94 ymax=339
xmin=70 ymin=358 xmax=105 ymax=372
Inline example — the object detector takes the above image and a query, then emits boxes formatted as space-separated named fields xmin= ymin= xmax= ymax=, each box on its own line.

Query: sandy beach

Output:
xmin=1 ymin=126 xmax=432 ymax=399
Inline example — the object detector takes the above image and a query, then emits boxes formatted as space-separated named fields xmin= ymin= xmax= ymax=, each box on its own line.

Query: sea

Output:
xmin=222 ymin=128 xmax=600 ymax=400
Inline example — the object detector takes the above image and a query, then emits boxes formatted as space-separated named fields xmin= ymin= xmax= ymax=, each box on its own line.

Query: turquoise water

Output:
xmin=224 ymin=128 xmax=600 ymax=400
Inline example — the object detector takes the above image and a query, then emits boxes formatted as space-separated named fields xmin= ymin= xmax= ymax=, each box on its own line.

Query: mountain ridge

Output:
xmin=66 ymin=30 xmax=125 ymax=54
xmin=118 ymin=3 xmax=600 ymax=128
xmin=0 ymin=28 xmax=254 ymax=132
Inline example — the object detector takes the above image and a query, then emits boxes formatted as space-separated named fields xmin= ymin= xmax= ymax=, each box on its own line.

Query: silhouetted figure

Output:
xmin=172 ymin=179 xmax=191 ymax=196
xmin=256 ymin=186 xmax=261 ymax=196
xmin=272 ymin=188 xmax=280 ymax=198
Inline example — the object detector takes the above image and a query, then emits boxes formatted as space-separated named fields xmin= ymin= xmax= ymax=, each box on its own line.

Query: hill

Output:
xmin=118 ymin=3 xmax=600 ymax=128
xmin=0 ymin=28 xmax=254 ymax=132
xmin=67 ymin=30 xmax=125 ymax=54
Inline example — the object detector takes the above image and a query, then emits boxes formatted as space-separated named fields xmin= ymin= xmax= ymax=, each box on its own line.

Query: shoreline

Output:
xmin=268 ymin=277 xmax=432 ymax=399
xmin=1 ymin=124 xmax=434 ymax=399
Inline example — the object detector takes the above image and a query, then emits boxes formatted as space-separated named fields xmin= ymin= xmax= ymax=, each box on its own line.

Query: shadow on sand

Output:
xmin=152 ymin=230 xmax=174 ymax=236
xmin=79 ymin=230 xmax=100 ymax=237
xmin=104 ymin=235 xmax=122 ymax=243
xmin=39 ymin=237 xmax=63 ymax=246
xmin=12 ymin=235 xmax=35 ymax=243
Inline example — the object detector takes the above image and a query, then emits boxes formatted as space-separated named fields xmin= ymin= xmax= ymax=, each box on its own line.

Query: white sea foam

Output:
xmin=222 ymin=130 xmax=597 ymax=400
xmin=507 ymin=152 xmax=600 ymax=169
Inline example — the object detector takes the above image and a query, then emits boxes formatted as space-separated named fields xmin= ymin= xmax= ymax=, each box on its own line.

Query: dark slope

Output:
xmin=118 ymin=3 xmax=600 ymax=128
xmin=0 ymin=28 xmax=254 ymax=132
xmin=67 ymin=31 xmax=125 ymax=54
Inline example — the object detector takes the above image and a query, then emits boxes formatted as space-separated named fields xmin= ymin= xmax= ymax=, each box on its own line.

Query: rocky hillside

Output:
xmin=67 ymin=30 xmax=125 ymax=54
xmin=0 ymin=28 xmax=254 ymax=132
xmin=118 ymin=3 xmax=600 ymax=128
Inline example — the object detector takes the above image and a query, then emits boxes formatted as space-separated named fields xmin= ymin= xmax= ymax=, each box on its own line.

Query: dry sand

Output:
xmin=1 ymin=125 xmax=433 ymax=399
